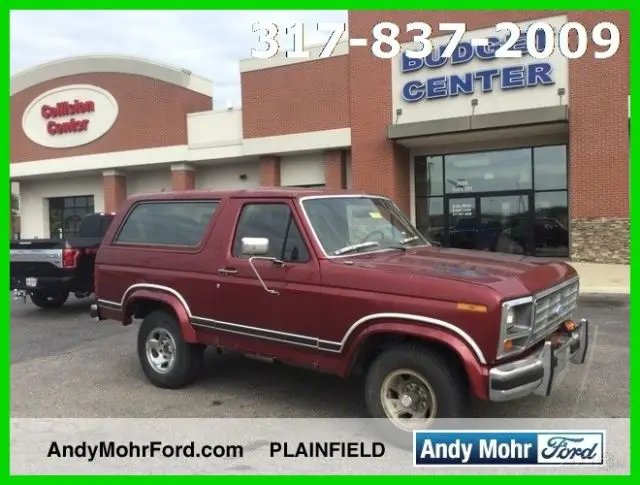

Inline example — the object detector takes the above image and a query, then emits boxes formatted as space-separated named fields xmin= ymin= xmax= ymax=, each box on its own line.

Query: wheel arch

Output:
xmin=340 ymin=316 xmax=489 ymax=400
xmin=122 ymin=285 xmax=197 ymax=343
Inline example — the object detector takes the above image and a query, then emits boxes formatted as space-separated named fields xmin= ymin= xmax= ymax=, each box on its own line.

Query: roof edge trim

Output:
xmin=10 ymin=54 xmax=212 ymax=97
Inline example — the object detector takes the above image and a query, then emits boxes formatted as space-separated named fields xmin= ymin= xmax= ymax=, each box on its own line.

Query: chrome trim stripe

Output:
xmin=319 ymin=312 xmax=486 ymax=363
xmin=191 ymin=318 xmax=321 ymax=350
xmin=96 ymin=299 xmax=121 ymax=310
xmin=97 ymin=299 xmax=120 ymax=306
xmin=101 ymin=284 xmax=486 ymax=363
xmin=191 ymin=315 xmax=319 ymax=346
xmin=503 ymin=296 xmax=534 ymax=307
xmin=10 ymin=249 xmax=64 ymax=268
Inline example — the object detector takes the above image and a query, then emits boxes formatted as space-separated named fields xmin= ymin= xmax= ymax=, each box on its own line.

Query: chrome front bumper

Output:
xmin=489 ymin=318 xmax=589 ymax=401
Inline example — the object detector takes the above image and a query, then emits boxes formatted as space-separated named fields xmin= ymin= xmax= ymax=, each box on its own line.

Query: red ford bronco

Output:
xmin=91 ymin=188 xmax=588 ymax=434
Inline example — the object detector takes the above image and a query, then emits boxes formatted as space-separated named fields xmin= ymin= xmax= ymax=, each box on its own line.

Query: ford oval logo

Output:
xmin=552 ymin=303 xmax=564 ymax=317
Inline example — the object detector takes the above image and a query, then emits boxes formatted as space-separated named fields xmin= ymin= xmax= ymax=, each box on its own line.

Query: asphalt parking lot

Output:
xmin=10 ymin=294 xmax=629 ymax=419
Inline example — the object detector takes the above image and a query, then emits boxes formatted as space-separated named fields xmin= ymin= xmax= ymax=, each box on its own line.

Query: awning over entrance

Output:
xmin=386 ymin=106 xmax=569 ymax=141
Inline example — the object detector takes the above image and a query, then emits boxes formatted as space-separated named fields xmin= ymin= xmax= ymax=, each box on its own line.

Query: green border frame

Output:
xmin=6 ymin=5 xmax=635 ymax=479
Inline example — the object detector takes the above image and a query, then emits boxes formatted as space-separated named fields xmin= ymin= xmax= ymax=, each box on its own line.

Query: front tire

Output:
xmin=137 ymin=310 xmax=205 ymax=389
xmin=364 ymin=345 xmax=467 ymax=449
xmin=29 ymin=290 xmax=69 ymax=309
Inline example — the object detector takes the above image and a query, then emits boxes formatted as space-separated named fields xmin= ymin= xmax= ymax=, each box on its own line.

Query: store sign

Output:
xmin=41 ymin=100 xmax=95 ymax=135
xmin=400 ymin=28 xmax=555 ymax=102
xmin=22 ymin=84 xmax=119 ymax=149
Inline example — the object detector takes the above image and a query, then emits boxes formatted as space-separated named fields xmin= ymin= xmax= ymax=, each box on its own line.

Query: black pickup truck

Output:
xmin=10 ymin=212 xmax=114 ymax=309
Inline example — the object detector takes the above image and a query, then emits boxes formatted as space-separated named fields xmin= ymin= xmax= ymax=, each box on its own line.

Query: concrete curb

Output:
xmin=569 ymin=262 xmax=629 ymax=296
xmin=580 ymin=288 xmax=630 ymax=295
xmin=579 ymin=292 xmax=629 ymax=298
xmin=578 ymin=293 xmax=629 ymax=305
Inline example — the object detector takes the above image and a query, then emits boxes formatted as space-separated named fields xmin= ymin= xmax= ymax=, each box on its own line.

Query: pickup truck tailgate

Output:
xmin=11 ymin=248 xmax=64 ymax=274
xmin=10 ymin=241 xmax=70 ymax=288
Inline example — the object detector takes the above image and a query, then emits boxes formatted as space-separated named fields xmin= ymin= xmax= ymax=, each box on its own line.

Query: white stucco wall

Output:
xmin=195 ymin=161 xmax=260 ymax=190
xmin=18 ymin=175 xmax=103 ymax=239
xmin=280 ymin=153 xmax=325 ymax=186
xmin=126 ymin=169 xmax=172 ymax=195
xmin=187 ymin=109 xmax=243 ymax=147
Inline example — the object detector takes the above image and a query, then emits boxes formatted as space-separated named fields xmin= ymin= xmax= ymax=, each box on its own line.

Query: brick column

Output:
xmin=323 ymin=150 xmax=347 ymax=189
xmin=259 ymin=155 xmax=281 ymax=186
xmin=171 ymin=163 xmax=195 ymax=191
xmin=102 ymin=170 xmax=127 ymax=213
xmin=567 ymin=11 xmax=629 ymax=264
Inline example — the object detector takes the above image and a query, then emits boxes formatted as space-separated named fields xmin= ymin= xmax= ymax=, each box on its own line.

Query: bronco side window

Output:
xmin=115 ymin=201 xmax=219 ymax=247
xmin=232 ymin=203 xmax=310 ymax=262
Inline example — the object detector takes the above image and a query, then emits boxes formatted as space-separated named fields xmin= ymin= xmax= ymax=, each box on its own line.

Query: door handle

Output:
xmin=217 ymin=267 xmax=238 ymax=275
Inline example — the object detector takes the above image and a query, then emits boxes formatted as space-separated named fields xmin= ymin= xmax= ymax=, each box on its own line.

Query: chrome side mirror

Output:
xmin=241 ymin=237 xmax=269 ymax=256
xmin=241 ymin=237 xmax=281 ymax=295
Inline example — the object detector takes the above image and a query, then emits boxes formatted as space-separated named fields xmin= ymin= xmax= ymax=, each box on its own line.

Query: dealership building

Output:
xmin=10 ymin=11 xmax=629 ymax=264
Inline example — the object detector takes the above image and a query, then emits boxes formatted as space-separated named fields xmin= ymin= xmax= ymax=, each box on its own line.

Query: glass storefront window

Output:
xmin=414 ymin=156 xmax=443 ymax=197
xmin=534 ymin=191 xmax=569 ymax=257
xmin=412 ymin=144 xmax=569 ymax=258
xmin=415 ymin=197 xmax=444 ymax=244
xmin=444 ymin=148 xmax=532 ymax=193
xmin=481 ymin=195 xmax=530 ymax=254
xmin=49 ymin=196 xmax=95 ymax=239
xmin=533 ymin=146 xmax=568 ymax=190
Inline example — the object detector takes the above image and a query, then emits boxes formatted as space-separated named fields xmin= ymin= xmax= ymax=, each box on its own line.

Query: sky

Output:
xmin=10 ymin=10 xmax=348 ymax=109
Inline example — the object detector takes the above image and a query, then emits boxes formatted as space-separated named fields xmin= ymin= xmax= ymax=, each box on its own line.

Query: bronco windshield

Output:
xmin=301 ymin=196 xmax=429 ymax=257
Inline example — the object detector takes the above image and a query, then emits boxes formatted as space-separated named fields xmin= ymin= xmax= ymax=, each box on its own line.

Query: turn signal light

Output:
xmin=503 ymin=339 xmax=513 ymax=351
xmin=564 ymin=320 xmax=577 ymax=332
xmin=456 ymin=302 xmax=488 ymax=313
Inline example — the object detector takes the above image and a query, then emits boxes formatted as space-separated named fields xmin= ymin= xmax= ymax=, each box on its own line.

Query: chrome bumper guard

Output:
xmin=489 ymin=318 xmax=589 ymax=402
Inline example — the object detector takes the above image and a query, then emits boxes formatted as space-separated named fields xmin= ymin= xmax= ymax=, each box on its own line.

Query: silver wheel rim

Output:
xmin=380 ymin=368 xmax=437 ymax=431
xmin=145 ymin=328 xmax=177 ymax=374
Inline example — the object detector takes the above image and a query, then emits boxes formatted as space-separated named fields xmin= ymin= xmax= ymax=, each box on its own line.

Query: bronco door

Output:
xmin=209 ymin=198 xmax=322 ymax=356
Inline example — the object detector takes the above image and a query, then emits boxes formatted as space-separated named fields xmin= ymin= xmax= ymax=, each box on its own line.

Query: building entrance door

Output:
xmin=443 ymin=191 xmax=534 ymax=255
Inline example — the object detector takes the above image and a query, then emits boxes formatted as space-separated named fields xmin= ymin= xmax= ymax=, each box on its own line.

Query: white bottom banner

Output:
xmin=10 ymin=418 xmax=630 ymax=475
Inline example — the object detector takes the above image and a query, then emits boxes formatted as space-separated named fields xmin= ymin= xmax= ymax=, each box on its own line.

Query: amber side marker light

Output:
xmin=503 ymin=340 xmax=514 ymax=351
xmin=456 ymin=302 xmax=488 ymax=313
xmin=564 ymin=320 xmax=577 ymax=332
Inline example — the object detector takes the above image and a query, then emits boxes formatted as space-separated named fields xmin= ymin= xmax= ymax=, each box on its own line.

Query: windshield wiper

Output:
xmin=386 ymin=236 xmax=423 ymax=252
xmin=400 ymin=236 xmax=420 ymax=245
xmin=333 ymin=241 xmax=379 ymax=255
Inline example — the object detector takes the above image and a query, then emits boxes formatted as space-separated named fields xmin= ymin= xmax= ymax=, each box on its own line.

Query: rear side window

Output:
xmin=79 ymin=214 xmax=114 ymax=237
xmin=115 ymin=201 xmax=219 ymax=246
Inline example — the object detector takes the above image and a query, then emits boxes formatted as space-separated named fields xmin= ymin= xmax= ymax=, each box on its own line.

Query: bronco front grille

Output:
xmin=531 ymin=277 xmax=580 ymax=342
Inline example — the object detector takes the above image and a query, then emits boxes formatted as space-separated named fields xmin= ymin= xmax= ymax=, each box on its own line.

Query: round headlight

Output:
xmin=505 ymin=307 xmax=515 ymax=330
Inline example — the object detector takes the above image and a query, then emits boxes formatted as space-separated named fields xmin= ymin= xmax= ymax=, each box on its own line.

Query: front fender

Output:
xmin=123 ymin=288 xmax=197 ymax=343
xmin=340 ymin=320 xmax=489 ymax=400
